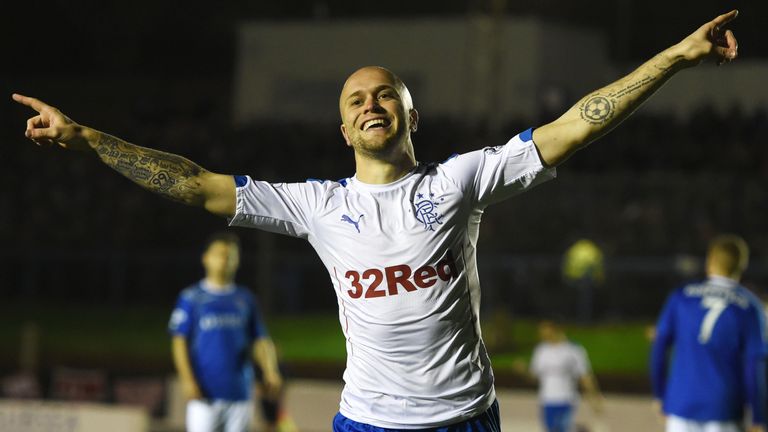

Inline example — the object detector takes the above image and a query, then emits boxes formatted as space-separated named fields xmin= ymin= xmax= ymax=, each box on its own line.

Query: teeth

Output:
xmin=363 ymin=119 xmax=387 ymax=131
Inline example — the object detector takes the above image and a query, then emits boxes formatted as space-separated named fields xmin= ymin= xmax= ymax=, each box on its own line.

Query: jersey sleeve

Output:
xmin=650 ymin=290 xmax=679 ymax=401
xmin=228 ymin=175 xmax=329 ymax=239
xmin=439 ymin=128 xmax=556 ymax=208
xmin=168 ymin=293 xmax=194 ymax=337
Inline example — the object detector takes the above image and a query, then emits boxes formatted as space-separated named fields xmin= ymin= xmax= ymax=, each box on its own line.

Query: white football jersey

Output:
xmin=530 ymin=341 xmax=590 ymax=404
xmin=229 ymin=129 xmax=555 ymax=428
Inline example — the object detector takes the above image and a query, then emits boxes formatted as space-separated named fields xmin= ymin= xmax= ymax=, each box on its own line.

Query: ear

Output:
xmin=340 ymin=123 xmax=352 ymax=147
xmin=409 ymin=109 xmax=419 ymax=133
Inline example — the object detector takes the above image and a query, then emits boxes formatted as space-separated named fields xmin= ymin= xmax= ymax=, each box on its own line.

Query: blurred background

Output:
xmin=1 ymin=0 xmax=767 ymax=430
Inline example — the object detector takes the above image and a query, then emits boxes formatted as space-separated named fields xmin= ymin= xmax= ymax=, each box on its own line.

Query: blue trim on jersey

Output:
xmin=541 ymin=403 xmax=574 ymax=432
xmin=520 ymin=128 xmax=534 ymax=142
xmin=234 ymin=175 xmax=248 ymax=188
xmin=338 ymin=178 xmax=348 ymax=187
xmin=443 ymin=153 xmax=459 ymax=162
xmin=332 ymin=400 xmax=500 ymax=431
xmin=306 ymin=178 xmax=325 ymax=183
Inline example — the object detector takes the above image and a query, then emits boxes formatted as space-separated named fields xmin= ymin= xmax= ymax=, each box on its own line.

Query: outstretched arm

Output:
xmin=533 ymin=10 xmax=739 ymax=166
xmin=12 ymin=94 xmax=236 ymax=217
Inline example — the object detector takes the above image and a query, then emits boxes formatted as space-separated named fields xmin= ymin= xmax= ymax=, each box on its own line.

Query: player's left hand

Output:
xmin=672 ymin=10 xmax=739 ymax=67
xmin=262 ymin=370 xmax=283 ymax=400
xmin=747 ymin=425 xmax=765 ymax=432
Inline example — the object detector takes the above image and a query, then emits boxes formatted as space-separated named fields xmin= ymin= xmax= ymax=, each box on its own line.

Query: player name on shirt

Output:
xmin=683 ymin=283 xmax=750 ymax=309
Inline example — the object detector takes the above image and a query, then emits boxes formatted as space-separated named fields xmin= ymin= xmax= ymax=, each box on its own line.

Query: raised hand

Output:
xmin=12 ymin=93 xmax=92 ymax=151
xmin=673 ymin=10 xmax=739 ymax=67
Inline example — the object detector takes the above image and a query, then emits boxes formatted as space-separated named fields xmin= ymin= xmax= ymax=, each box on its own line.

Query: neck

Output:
xmin=205 ymin=275 xmax=233 ymax=290
xmin=546 ymin=334 xmax=566 ymax=343
xmin=708 ymin=270 xmax=739 ymax=282
xmin=353 ymin=142 xmax=417 ymax=184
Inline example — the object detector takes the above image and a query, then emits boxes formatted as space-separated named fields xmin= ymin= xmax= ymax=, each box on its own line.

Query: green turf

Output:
xmin=0 ymin=304 xmax=653 ymax=375
xmin=488 ymin=322 xmax=652 ymax=374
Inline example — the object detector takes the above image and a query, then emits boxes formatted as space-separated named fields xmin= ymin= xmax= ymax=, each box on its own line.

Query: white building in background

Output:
xmin=233 ymin=17 xmax=768 ymax=126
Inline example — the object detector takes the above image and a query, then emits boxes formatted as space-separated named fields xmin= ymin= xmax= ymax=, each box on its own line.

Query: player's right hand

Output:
xmin=12 ymin=93 xmax=92 ymax=151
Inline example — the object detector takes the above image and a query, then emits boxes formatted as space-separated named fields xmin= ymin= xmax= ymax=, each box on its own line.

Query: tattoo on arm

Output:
xmin=578 ymin=56 xmax=678 ymax=125
xmin=94 ymin=134 xmax=208 ymax=206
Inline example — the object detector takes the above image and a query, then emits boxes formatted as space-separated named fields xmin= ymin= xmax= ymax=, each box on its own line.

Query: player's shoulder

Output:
xmin=676 ymin=278 xmax=710 ymax=299
xmin=736 ymin=285 xmax=766 ymax=313
xmin=237 ymin=174 xmax=346 ymax=200
xmin=304 ymin=176 xmax=360 ymax=201
xmin=679 ymin=278 xmax=707 ymax=291
xmin=305 ymin=177 xmax=349 ymax=188
xmin=233 ymin=285 xmax=258 ymax=300
xmin=435 ymin=128 xmax=535 ymax=174
xmin=566 ymin=341 xmax=587 ymax=355
xmin=179 ymin=282 xmax=205 ymax=301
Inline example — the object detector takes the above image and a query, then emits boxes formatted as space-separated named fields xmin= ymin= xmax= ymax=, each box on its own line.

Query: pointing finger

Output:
xmin=12 ymin=93 xmax=50 ymax=113
xmin=711 ymin=10 xmax=738 ymax=28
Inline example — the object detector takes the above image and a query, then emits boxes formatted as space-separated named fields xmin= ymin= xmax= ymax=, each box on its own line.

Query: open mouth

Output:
xmin=361 ymin=118 xmax=391 ymax=131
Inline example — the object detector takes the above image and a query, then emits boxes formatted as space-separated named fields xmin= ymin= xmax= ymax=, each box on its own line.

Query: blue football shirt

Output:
xmin=651 ymin=275 xmax=767 ymax=423
xmin=168 ymin=281 xmax=268 ymax=401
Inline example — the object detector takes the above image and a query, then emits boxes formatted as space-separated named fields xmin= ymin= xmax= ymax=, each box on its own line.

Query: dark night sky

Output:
xmin=2 ymin=0 xmax=763 ymax=82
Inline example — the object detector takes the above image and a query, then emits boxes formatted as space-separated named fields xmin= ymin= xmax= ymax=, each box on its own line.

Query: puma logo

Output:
xmin=341 ymin=214 xmax=364 ymax=233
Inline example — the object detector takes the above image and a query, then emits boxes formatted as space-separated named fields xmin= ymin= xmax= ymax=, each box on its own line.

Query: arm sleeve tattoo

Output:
xmin=578 ymin=56 xmax=677 ymax=126
xmin=94 ymin=133 xmax=208 ymax=206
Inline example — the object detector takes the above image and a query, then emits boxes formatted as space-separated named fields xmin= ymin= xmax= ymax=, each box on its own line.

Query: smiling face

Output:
xmin=339 ymin=66 xmax=418 ymax=158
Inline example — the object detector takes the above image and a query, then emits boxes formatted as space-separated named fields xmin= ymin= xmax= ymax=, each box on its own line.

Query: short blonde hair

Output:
xmin=707 ymin=234 xmax=749 ymax=277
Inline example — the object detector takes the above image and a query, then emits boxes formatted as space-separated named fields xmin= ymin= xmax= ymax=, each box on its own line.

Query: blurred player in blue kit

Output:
xmin=14 ymin=10 xmax=741 ymax=431
xmin=651 ymin=235 xmax=767 ymax=432
xmin=169 ymin=232 xmax=291 ymax=432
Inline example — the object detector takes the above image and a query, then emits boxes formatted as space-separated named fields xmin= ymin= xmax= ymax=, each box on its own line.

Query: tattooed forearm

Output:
xmin=578 ymin=55 xmax=680 ymax=126
xmin=579 ymin=95 xmax=616 ymax=125
xmin=94 ymin=134 xmax=208 ymax=206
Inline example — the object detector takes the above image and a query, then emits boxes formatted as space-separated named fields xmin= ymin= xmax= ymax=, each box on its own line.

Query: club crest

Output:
xmin=413 ymin=193 xmax=444 ymax=231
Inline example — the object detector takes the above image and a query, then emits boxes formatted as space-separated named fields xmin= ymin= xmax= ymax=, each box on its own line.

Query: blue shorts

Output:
xmin=333 ymin=400 xmax=500 ymax=432
xmin=541 ymin=403 xmax=574 ymax=432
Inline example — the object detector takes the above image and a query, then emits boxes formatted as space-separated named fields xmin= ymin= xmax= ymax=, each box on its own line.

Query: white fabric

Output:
xmin=530 ymin=341 xmax=590 ymax=404
xmin=186 ymin=399 xmax=253 ymax=432
xmin=666 ymin=415 xmax=743 ymax=432
xmin=230 ymin=133 xmax=555 ymax=428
